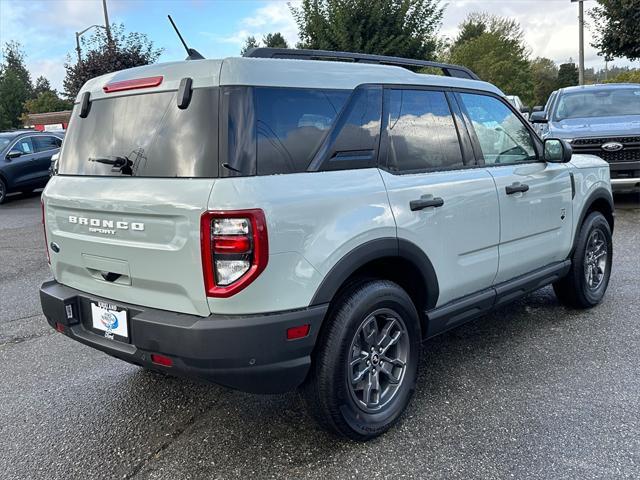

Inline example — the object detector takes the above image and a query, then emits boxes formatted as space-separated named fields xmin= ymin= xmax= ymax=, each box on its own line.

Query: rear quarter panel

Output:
xmin=206 ymin=169 xmax=396 ymax=314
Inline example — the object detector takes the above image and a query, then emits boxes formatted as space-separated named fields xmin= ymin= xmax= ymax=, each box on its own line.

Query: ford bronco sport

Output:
xmin=40 ymin=48 xmax=614 ymax=440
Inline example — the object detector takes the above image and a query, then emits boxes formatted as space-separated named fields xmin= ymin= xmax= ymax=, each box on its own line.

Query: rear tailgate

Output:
xmin=44 ymin=176 xmax=214 ymax=316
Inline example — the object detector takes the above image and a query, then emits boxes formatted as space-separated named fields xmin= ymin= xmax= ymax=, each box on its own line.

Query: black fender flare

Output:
xmin=309 ymin=237 xmax=439 ymax=310
xmin=571 ymin=187 xmax=615 ymax=253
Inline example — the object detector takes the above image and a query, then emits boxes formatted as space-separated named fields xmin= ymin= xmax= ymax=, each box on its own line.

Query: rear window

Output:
xmin=59 ymin=88 xmax=218 ymax=177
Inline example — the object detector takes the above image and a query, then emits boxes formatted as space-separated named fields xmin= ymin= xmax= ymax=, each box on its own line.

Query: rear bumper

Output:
xmin=40 ymin=280 xmax=327 ymax=394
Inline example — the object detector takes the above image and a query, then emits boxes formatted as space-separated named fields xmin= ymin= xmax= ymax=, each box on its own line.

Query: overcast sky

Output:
xmin=0 ymin=0 xmax=637 ymax=93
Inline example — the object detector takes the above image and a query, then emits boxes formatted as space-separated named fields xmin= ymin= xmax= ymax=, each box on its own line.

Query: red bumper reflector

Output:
xmin=103 ymin=76 xmax=163 ymax=93
xmin=286 ymin=324 xmax=310 ymax=340
xmin=151 ymin=354 xmax=173 ymax=367
xmin=55 ymin=322 xmax=65 ymax=333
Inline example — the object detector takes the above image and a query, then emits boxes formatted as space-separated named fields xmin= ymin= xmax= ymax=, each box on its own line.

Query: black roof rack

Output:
xmin=244 ymin=47 xmax=480 ymax=81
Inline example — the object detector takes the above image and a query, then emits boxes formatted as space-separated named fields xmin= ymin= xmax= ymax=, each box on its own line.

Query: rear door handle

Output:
xmin=505 ymin=182 xmax=529 ymax=195
xmin=410 ymin=196 xmax=445 ymax=211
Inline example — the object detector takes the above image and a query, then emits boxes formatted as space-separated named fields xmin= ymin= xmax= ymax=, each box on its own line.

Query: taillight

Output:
xmin=41 ymin=199 xmax=50 ymax=264
xmin=200 ymin=209 xmax=268 ymax=297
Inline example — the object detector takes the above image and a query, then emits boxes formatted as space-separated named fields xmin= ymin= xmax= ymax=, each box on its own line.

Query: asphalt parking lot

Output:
xmin=1 ymin=191 xmax=639 ymax=480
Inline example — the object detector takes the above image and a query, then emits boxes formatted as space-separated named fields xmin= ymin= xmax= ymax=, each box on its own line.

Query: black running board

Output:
xmin=424 ymin=260 xmax=571 ymax=339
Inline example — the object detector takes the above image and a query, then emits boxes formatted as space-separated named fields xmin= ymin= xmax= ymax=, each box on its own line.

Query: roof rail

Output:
xmin=244 ymin=47 xmax=480 ymax=81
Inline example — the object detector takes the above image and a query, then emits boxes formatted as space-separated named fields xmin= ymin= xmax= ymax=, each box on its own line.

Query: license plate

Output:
xmin=90 ymin=301 xmax=128 ymax=340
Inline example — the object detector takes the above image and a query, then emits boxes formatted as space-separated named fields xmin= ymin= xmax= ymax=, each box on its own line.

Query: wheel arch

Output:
xmin=310 ymin=238 xmax=439 ymax=314
xmin=572 ymin=187 xmax=615 ymax=253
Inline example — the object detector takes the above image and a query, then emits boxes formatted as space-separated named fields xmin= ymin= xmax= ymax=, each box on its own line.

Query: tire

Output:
xmin=0 ymin=178 xmax=6 ymax=204
xmin=553 ymin=211 xmax=612 ymax=309
xmin=303 ymin=279 xmax=421 ymax=440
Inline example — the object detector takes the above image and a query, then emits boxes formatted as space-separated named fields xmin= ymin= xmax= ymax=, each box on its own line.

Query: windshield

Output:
xmin=553 ymin=88 xmax=640 ymax=121
xmin=59 ymin=88 xmax=219 ymax=177
xmin=0 ymin=137 xmax=14 ymax=150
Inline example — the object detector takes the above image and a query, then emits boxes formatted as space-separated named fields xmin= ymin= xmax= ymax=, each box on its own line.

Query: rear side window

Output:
xmin=255 ymin=87 xmax=349 ymax=175
xmin=33 ymin=136 xmax=62 ymax=152
xmin=385 ymin=89 xmax=464 ymax=172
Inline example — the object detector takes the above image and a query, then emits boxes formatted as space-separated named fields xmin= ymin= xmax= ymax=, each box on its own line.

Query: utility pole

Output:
xmin=571 ymin=0 xmax=590 ymax=85
xmin=578 ymin=0 xmax=585 ymax=85
xmin=102 ymin=0 xmax=113 ymax=45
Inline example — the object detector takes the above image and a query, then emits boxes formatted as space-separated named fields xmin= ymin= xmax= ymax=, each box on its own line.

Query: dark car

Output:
xmin=531 ymin=83 xmax=640 ymax=193
xmin=0 ymin=130 xmax=64 ymax=203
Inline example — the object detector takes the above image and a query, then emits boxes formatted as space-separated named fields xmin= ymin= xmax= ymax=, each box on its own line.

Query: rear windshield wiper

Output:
xmin=88 ymin=156 xmax=133 ymax=175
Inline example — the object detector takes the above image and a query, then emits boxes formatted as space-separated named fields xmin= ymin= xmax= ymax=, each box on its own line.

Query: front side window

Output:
xmin=386 ymin=89 xmax=464 ymax=172
xmin=460 ymin=93 xmax=537 ymax=165
xmin=13 ymin=137 xmax=34 ymax=154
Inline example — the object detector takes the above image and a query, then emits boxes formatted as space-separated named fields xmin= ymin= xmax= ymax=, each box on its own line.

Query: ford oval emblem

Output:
xmin=602 ymin=142 xmax=624 ymax=152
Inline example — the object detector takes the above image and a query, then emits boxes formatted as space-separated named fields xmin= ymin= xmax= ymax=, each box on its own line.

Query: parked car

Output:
xmin=40 ymin=48 xmax=614 ymax=440
xmin=505 ymin=94 xmax=531 ymax=119
xmin=0 ymin=130 xmax=63 ymax=203
xmin=531 ymin=83 xmax=640 ymax=192
xmin=531 ymin=89 xmax=559 ymax=136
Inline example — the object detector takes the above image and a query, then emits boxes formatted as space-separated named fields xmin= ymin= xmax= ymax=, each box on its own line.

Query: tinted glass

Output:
xmin=13 ymin=137 xmax=34 ymax=154
xmin=59 ymin=89 xmax=218 ymax=177
xmin=460 ymin=93 xmax=536 ymax=165
xmin=255 ymin=87 xmax=349 ymax=175
xmin=386 ymin=89 xmax=463 ymax=172
xmin=33 ymin=136 xmax=62 ymax=152
xmin=553 ymin=87 xmax=640 ymax=120
xmin=312 ymin=85 xmax=382 ymax=170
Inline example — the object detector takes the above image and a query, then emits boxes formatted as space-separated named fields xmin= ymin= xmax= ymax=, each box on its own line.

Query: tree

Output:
xmin=557 ymin=63 xmax=579 ymax=88
xmin=449 ymin=13 xmax=533 ymax=104
xmin=0 ymin=42 xmax=33 ymax=129
xmin=291 ymin=0 xmax=444 ymax=60
xmin=591 ymin=0 xmax=640 ymax=61
xmin=530 ymin=57 xmax=558 ymax=107
xmin=263 ymin=32 xmax=289 ymax=49
xmin=34 ymin=76 xmax=53 ymax=96
xmin=240 ymin=36 xmax=260 ymax=56
xmin=63 ymin=23 xmax=162 ymax=99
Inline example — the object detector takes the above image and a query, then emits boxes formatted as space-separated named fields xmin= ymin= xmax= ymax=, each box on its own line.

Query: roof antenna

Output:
xmin=168 ymin=15 xmax=204 ymax=60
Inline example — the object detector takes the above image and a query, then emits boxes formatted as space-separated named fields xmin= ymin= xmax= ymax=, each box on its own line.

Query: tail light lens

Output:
xmin=41 ymin=199 xmax=50 ymax=264
xmin=200 ymin=209 xmax=268 ymax=297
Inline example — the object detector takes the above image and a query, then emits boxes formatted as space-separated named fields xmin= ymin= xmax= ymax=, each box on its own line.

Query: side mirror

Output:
xmin=544 ymin=138 xmax=572 ymax=163
xmin=6 ymin=150 xmax=22 ymax=159
xmin=520 ymin=106 xmax=531 ymax=115
xmin=530 ymin=111 xmax=548 ymax=124
xmin=532 ymin=106 xmax=544 ymax=112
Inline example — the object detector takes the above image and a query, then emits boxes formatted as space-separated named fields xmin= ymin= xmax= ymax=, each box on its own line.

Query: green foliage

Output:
xmin=34 ymin=76 xmax=52 ymax=96
xmin=63 ymin=23 xmax=162 ymax=99
xmin=449 ymin=13 xmax=533 ymax=104
xmin=0 ymin=42 xmax=33 ymax=129
xmin=240 ymin=36 xmax=260 ymax=56
xmin=23 ymin=91 xmax=72 ymax=115
xmin=557 ymin=63 xmax=579 ymax=88
xmin=591 ymin=0 xmax=640 ymax=61
xmin=606 ymin=70 xmax=640 ymax=84
xmin=291 ymin=0 xmax=444 ymax=60
xmin=263 ymin=32 xmax=289 ymax=49
xmin=530 ymin=57 xmax=558 ymax=107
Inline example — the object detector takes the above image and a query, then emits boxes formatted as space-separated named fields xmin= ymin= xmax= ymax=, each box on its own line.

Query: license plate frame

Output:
xmin=90 ymin=301 xmax=129 ymax=342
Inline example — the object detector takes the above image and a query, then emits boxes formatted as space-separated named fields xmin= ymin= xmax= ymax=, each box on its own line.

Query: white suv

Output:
xmin=40 ymin=48 xmax=614 ymax=440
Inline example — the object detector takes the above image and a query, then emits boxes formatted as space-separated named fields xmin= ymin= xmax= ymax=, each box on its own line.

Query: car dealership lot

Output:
xmin=1 ymin=193 xmax=638 ymax=480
